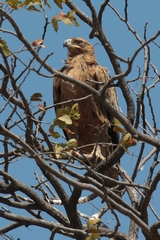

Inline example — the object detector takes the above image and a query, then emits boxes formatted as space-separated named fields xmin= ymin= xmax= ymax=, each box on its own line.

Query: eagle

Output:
xmin=53 ymin=37 xmax=119 ymax=186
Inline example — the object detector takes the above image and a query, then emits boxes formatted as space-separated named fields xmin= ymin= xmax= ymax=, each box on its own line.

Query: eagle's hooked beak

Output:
xmin=63 ymin=39 xmax=72 ymax=48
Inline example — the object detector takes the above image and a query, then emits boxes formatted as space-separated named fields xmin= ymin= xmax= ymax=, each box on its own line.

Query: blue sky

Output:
xmin=1 ymin=0 xmax=160 ymax=239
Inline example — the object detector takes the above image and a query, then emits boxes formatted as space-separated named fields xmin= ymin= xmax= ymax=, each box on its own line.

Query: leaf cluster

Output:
xmin=49 ymin=103 xmax=80 ymax=158
xmin=52 ymin=10 xmax=80 ymax=32
xmin=113 ymin=119 xmax=137 ymax=152
xmin=49 ymin=103 xmax=80 ymax=139
xmin=4 ymin=0 xmax=49 ymax=11
xmin=86 ymin=218 xmax=101 ymax=240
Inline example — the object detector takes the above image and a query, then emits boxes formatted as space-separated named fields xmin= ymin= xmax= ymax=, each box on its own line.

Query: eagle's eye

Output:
xmin=75 ymin=40 xmax=84 ymax=46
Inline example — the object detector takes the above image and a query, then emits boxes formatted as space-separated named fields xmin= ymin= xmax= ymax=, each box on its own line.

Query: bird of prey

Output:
xmin=53 ymin=37 xmax=119 ymax=186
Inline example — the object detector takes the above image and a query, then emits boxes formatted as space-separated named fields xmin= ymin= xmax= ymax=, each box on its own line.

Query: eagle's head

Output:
xmin=63 ymin=37 xmax=94 ymax=57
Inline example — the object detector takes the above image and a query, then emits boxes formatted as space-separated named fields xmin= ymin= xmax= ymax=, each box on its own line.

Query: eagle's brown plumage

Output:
xmin=53 ymin=37 xmax=119 ymax=186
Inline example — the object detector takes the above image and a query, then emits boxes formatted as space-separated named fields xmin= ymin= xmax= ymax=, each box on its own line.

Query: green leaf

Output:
xmin=0 ymin=38 xmax=10 ymax=56
xmin=67 ymin=10 xmax=76 ymax=18
xmin=60 ymin=17 xmax=72 ymax=25
xmin=70 ymin=103 xmax=80 ymax=120
xmin=56 ymin=106 xmax=71 ymax=117
xmin=86 ymin=236 xmax=95 ymax=240
xmin=26 ymin=5 xmax=41 ymax=11
xmin=72 ymin=112 xmax=80 ymax=120
xmin=6 ymin=0 xmax=18 ymax=9
xmin=113 ymin=118 xmax=126 ymax=133
xmin=66 ymin=138 xmax=77 ymax=147
xmin=46 ymin=2 xmax=52 ymax=9
xmin=52 ymin=16 xmax=58 ymax=32
xmin=30 ymin=93 xmax=42 ymax=101
xmin=54 ymin=118 xmax=67 ymax=129
xmin=67 ymin=10 xmax=80 ymax=27
xmin=64 ymin=106 xmax=72 ymax=115
xmin=70 ymin=103 xmax=78 ymax=113
xmin=58 ymin=114 xmax=72 ymax=125
xmin=90 ymin=233 xmax=100 ymax=239
xmin=54 ymin=0 xmax=62 ymax=9
xmin=54 ymin=138 xmax=77 ymax=159
xmin=73 ymin=20 xmax=80 ymax=27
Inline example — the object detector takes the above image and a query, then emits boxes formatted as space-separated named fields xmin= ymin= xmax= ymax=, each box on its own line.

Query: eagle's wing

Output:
xmin=93 ymin=65 xmax=119 ymax=147
xmin=94 ymin=65 xmax=118 ymax=110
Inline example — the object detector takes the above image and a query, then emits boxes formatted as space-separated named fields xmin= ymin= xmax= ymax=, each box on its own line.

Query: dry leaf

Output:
xmin=32 ymin=39 xmax=45 ymax=48
xmin=63 ymin=127 xmax=75 ymax=134
xmin=49 ymin=125 xmax=60 ymax=139
xmin=121 ymin=133 xmax=137 ymax=149
xmin=58 ymin=12 xmax=72 ymax=25
xmin=38 ymin=104 xmax=45 ymax=111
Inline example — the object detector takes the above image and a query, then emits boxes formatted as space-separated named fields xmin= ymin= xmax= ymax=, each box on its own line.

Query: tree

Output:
xmin=0 ymin=1 xmax=160 ymax=240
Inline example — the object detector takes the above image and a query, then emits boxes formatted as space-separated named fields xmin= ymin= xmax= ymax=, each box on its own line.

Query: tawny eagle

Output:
xmin=53 ymin=37 xmax=119 ymax=184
